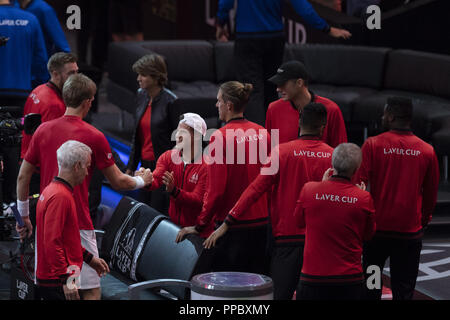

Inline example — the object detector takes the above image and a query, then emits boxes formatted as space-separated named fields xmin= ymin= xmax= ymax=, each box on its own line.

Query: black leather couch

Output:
xmin=107 ymin=40 xmax=450 ymax=162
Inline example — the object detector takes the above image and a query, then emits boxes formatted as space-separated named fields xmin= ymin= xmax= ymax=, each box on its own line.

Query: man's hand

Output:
xmin=16 ymin=216 xmax=33 ymax=241
xmin=135 ymin=167 xmax=153 ymax=186
xmin=216 ymin=24 xmax=229 ymax=42
xmin=356 ymin=181 xmax=366 ymax=191
xmin=329 ymin=27 xmax=352 ymax=39
xmin=88 ymin=257 xmax=110 ymax=277
xmin=63 ymin=284 xmax=80 ymax=300
xmin=322 ymin=168 xmax=334 ymax=181
xmin=175 ymin=226 xmax=198 ymax=243
xmin=203 ymin=223 xmax=228 ymax=249
xmin=162 ymin=171 xmax=175 ymax=193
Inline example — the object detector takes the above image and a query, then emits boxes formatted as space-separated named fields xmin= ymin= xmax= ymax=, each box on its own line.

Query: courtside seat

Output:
xmin=309 ymin=84 xmax=377 ymax=123
xmin=353 ymin=91 xmax=450 ymax=141
xmin=96 ymin=196 xmax=167 ymax=300
xmin=96 ymin=196 xmax=211 ymax=300
xmin=128 ymin=219 xmax=211 ymax=300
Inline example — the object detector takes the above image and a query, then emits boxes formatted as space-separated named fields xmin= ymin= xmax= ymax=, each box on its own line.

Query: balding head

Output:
xmin=332 ymin=143 xmax=362 ymax=178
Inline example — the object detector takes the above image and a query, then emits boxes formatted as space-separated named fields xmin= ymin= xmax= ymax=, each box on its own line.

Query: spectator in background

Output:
xmin=148 ymin=113 xmax=213 ymax=237
xmin=36 ymin=140 xmax=109 ymax=300
xmin=21 ymin=52 xmax=78 ymax=159
xmin=177 ymin=81 xmax=271 ymax=276
xmin=266 ymin=60 xmax=347 ymax=147
xmin=295 ymin=143 xmax=376 ymax=300
xmin=212 ymin=103 xmax=333 ymax=300
xmin=0 ymin=0 xmax=48 ymax=107
xmin=14 ymin=0 xmax=71 ymax=57
xmin=126 ymin=54 xmax=177 ymax=214
xmin=216 ymin=0 xmax=351 ymax=126
xmin=355 ymin=97 xmax=440 ymax=300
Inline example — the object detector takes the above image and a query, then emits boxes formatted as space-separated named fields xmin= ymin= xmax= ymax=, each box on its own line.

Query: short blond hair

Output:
xmin=62 ymin=73 xmax=96 ymax=108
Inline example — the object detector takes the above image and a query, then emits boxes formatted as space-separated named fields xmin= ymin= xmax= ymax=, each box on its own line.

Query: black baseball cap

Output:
xmin=268 ymin=60 xmax=310 ymax=86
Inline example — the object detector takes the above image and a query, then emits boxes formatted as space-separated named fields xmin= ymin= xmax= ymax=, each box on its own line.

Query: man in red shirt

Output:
xmin=21 ymin=52 xmax=78 ymax=159
xmin=176 ymin=81 xmax=271 ymax=274
xmin=295 ymin=143 xmax=376 ymax=300
xmin=355 ymin=97 xmax=440 ymax=300
xmin=16 ymin=74 xmax=153 ymax=300
xmin=205 ymin=103 xmax=333 ymax=299
xmin=36 ymin=140 xmax=110 ymax=300
xmin=148 ymin=113 xmax=213 ymax=237
xmin=266 ymin=60 xmax=347 ymax=147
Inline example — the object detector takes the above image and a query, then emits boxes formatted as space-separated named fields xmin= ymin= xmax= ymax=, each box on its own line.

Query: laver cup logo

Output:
xmin=114 ymin=228 xmax=136 ymax=273
xmin=109 ymin=202 xmax=157 ymax=280
xmin=383 ymin=148 xmax=421 ymax=156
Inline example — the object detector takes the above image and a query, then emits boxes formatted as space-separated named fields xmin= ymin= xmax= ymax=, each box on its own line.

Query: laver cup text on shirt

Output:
xmin=314 ymin=193 xmax=358 ymax=204
xmin=294 ymin=150 xmax=332 ymax=158
xmin=383 ymin=148 xmax=421 ymax=156
xmin=228 ymin=136 xmax=333 ymax=244
xmin=295 ymin=177 xmax=376 ymax=284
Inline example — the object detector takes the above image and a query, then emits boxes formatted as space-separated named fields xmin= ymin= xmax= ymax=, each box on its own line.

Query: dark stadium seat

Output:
xmin=97 ymin=196 xmax=211 ymax=300
xmin=352 ymin=50 xmax=450 ymax=140
xmin=128 ymin=219 xmax=211 ymax=300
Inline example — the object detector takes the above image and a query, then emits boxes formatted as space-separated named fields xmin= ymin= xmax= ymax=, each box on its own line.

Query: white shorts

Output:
xmin=79 ymin=230 xmax=100 ymax=290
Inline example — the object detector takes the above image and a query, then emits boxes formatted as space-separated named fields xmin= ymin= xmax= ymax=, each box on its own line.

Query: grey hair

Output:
xmin=332 ymin=143 xmax=362 ymax=177
xmin=57 ymin=140 xmax=92 ymax=170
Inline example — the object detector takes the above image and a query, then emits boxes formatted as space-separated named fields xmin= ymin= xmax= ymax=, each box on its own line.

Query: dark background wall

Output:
xmin=46 ymin=0 xmax=449 ymax=56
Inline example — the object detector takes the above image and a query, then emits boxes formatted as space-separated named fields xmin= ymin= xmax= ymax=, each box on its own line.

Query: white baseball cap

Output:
xmin=179 ymin=113 xmax=207 ymax=136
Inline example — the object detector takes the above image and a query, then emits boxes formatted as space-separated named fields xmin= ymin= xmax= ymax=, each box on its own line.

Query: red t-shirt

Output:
xmin=196 ymin=118 xmax=271 ymax=231
xmin=36 ymin=178 xmax=92 ymax=286
xmin=355 ymin=130 xmax=440 ymax=236
xmin=265 ymin=94 xmax=347 ymax=147
xmin=295 ymin=177 xmax=376 ymax=284
xmin=21 ymin=82 xmax=66 ymax=158
xmin=25 ymin=115 xmax=115 ymax=230
xmin=149 ymin=150 xmax=212 ymax=237
xmin=138 ymin=102 xmax=155 ymax=161
xmin=229 ymin=137 xmax=333 ymax=245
